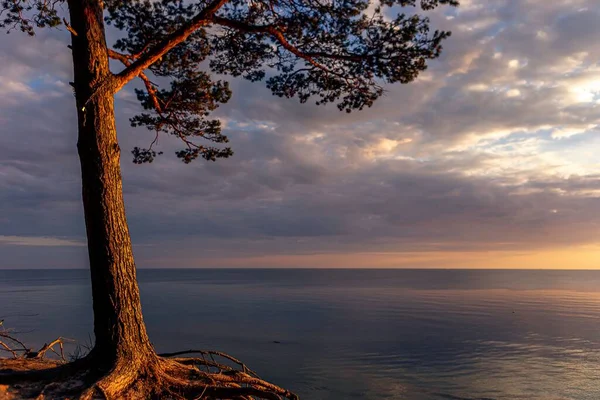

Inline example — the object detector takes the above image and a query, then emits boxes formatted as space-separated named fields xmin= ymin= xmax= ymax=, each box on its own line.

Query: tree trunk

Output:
xmin=67 ymin=0 xmax=155 ymax=368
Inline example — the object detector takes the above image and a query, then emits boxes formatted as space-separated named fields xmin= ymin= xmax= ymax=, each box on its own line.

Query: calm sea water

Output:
xmin=1 ymin=269 xmax=599 ymax=399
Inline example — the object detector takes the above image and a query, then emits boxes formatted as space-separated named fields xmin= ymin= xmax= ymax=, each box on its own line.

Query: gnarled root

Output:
xmin=0 ymin=349 xmax=299 ymax=400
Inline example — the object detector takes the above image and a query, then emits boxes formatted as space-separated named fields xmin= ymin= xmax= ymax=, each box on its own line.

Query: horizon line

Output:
xmin=1 ymin=267 xmax=600 ymax=271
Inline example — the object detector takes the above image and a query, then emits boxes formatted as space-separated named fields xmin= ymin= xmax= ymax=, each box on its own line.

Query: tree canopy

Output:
xmin=1 ymin=0 xmax=458 ymax=163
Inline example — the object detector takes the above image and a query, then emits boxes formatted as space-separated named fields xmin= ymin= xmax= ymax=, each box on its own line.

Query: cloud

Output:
xmin=0 ymin=1 xmax=599 ymax=268
xmin=0 ymin=235 xmax=85 ymax=247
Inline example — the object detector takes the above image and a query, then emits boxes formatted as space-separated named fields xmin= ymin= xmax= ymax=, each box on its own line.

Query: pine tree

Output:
xmin=0 ymin=0 xmax=458 ymax=398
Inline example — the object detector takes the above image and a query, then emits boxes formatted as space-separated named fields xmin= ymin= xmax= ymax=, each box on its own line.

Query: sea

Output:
xmin=1 ymin=269 xmax=599 ymax=400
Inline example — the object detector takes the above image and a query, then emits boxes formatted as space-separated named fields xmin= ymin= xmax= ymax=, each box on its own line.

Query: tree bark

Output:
xmin=67 ymin=0 xmax=155 ymax=367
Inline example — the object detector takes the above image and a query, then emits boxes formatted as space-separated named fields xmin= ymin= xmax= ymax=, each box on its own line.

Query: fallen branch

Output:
xmin=0 ymin=331 xmax=29 ymax=357
xmin=0 ymin=331 xmax=72 ymax=362
xmin=28 ymin=337 xmax=73 ymax=361
xmin=0 ymin=340 xmax=18 ymax=358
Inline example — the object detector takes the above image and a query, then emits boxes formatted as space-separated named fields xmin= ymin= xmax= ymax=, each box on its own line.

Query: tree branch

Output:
xmin=211 ymin=16 xmax=366 ymax=63
xmin=109 ymin=2 xmax=369 ymax=97
xmin=107 ymin=49 xmax=162 ymax=113
xmin=112 ymin=0 xmax=229 ymax=93
xmin=212 ymin=16 xmax=325 ymax=72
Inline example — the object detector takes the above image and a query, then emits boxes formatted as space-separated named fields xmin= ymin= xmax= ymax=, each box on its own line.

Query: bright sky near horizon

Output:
xmin=0 ymin=0 xmax=599 ymax=269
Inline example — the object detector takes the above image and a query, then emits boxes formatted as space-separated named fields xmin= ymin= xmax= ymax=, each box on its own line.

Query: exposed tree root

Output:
xmin=0 ymin=333 xmax=299 ymax=400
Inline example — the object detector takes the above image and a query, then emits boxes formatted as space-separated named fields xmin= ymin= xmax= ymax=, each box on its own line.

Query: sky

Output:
xmin=0 ymin=0 xmax=599 ymax=269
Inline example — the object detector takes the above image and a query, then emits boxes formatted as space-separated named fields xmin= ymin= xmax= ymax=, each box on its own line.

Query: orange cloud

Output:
xmin=164 ymin=244 xmax=600 ymax=269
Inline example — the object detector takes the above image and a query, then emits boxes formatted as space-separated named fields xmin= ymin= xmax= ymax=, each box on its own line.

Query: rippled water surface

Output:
xmin=1 ymin=269 xmax=600 ymax=399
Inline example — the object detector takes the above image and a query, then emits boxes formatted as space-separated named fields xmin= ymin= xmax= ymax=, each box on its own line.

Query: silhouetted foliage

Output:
xmin=0 ymin=0 xmax=61 ymax=35
xmin=1 ymin=0 xmax=457 ymax=164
